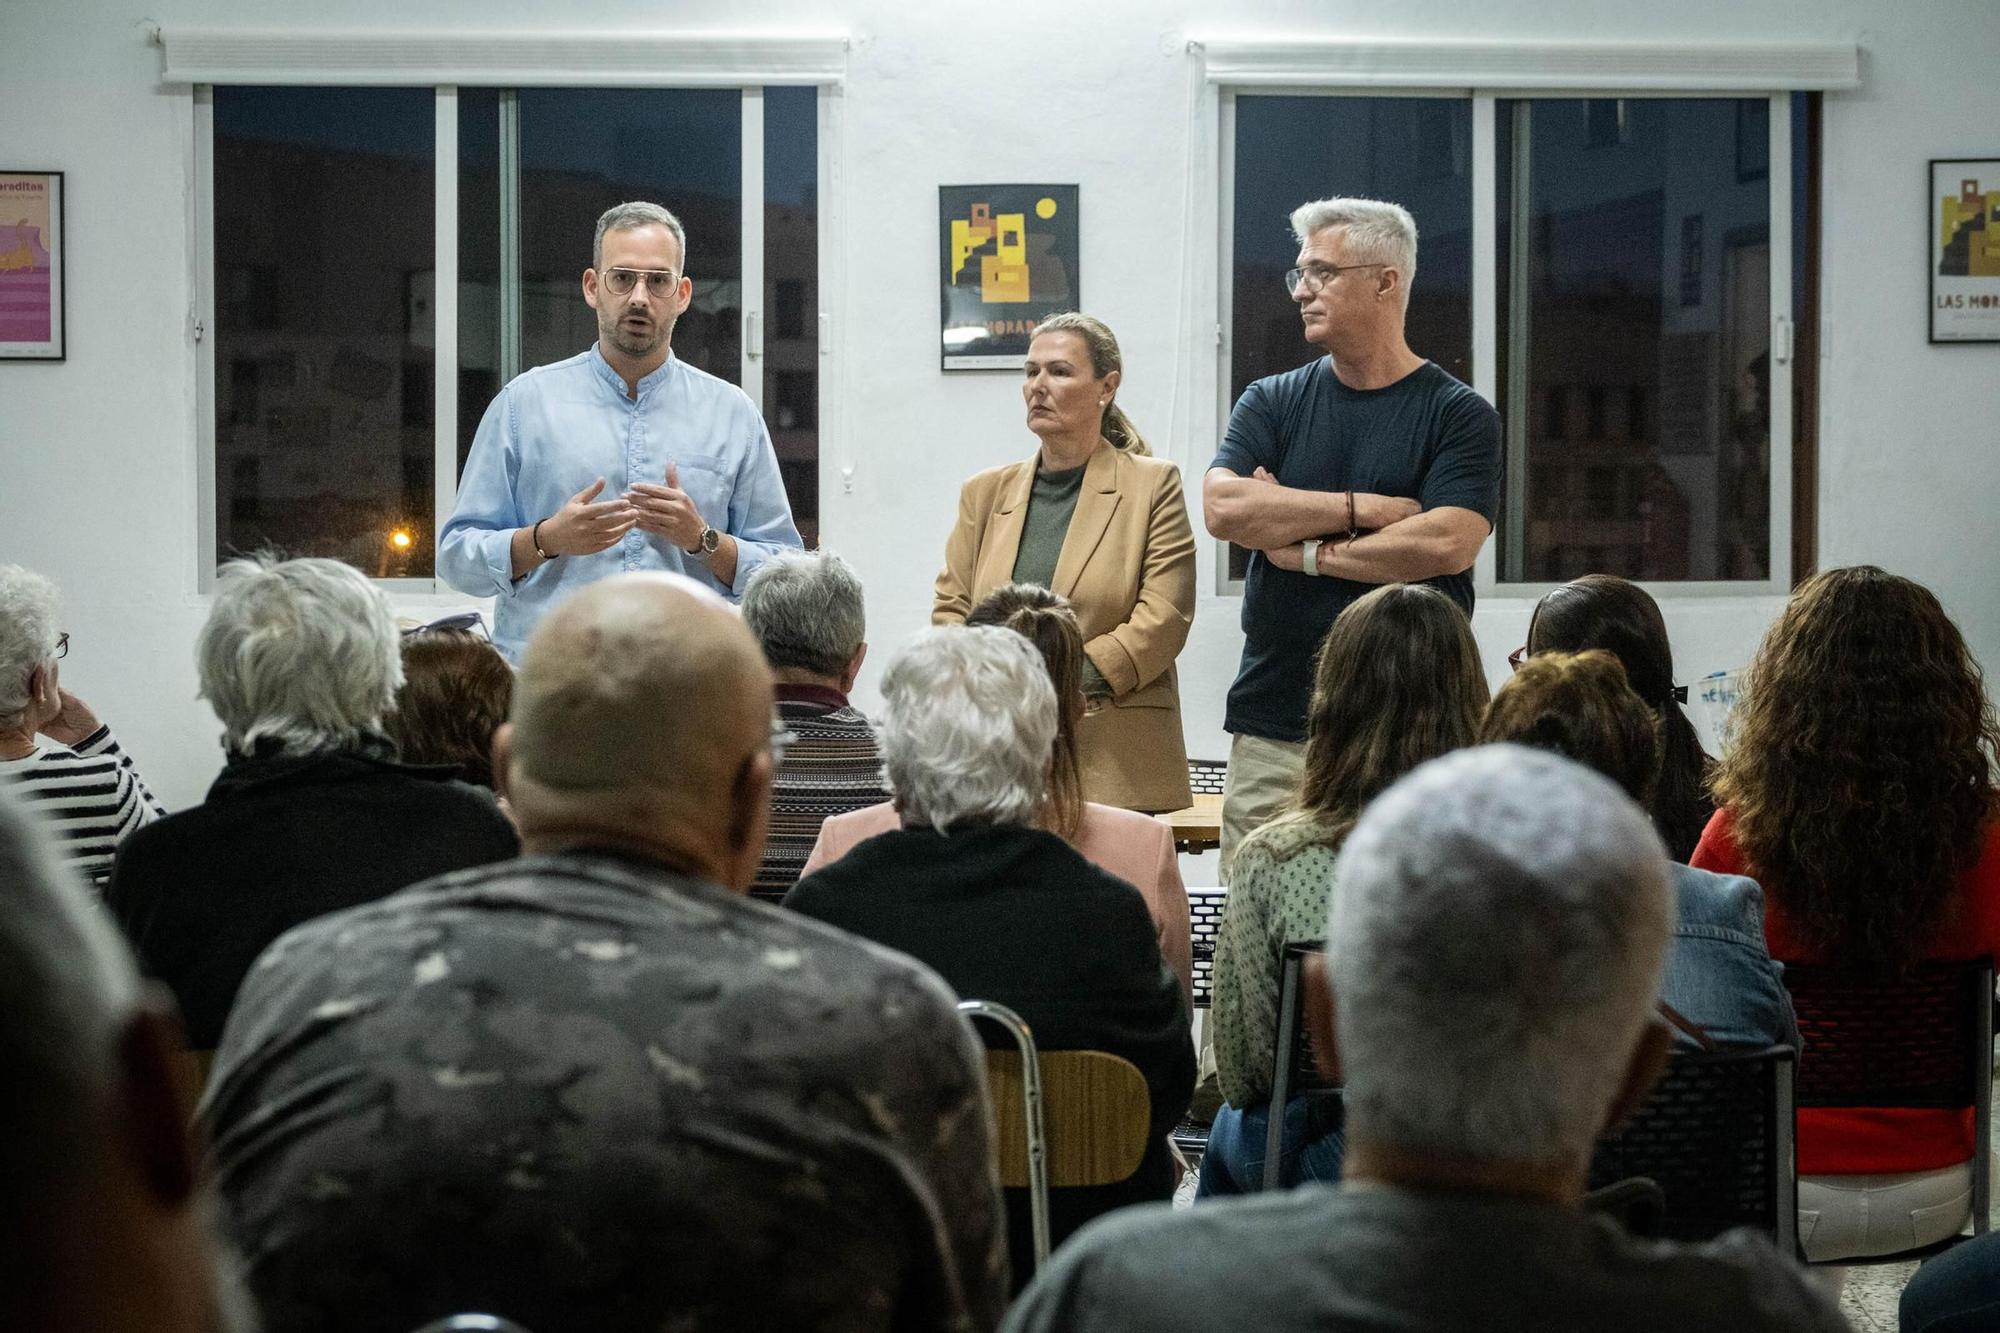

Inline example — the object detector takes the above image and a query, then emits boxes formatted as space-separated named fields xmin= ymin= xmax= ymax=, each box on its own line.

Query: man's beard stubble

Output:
xmin=603 ymin=304 xmax=673 ymax=360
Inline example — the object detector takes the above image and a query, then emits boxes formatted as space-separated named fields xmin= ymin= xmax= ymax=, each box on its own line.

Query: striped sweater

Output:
xmin=0 ymin=726 xmax=165 ymax=887
xmin=752 ymin=684 xmax=889 ymax=903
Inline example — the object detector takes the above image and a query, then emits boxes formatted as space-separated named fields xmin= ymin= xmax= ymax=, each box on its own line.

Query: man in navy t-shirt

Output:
xmin=1204 ymin=197 xmax=1500 ymax=874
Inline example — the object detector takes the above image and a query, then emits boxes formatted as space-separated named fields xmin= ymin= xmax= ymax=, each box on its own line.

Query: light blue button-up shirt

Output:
xmin=440 ymin=345 xmax=803 ymax=661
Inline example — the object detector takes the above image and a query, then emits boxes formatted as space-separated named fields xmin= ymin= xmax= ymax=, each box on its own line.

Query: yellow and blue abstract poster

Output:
xmin=0 ymin=171 xmax=62 ymax=360
xmin=1932 ymin=159 xmax=2000 ymax=343
xmin=939 ymin=184 xmax=1079 ymax=369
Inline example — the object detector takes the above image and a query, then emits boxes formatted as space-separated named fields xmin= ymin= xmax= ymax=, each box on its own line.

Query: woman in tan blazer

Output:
xmin=934 ymin=313 xmax=1196 ymax=812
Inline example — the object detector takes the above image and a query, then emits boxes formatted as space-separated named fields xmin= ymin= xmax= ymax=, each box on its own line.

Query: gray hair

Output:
xmin=0 ymin=785 xmax=142 ymax=1216
xmin=0 ymin=563 xmax=60 ymax=731
xmin=1291 ymin=196 xmax=1419 ymax=291
xmin=594 ymin=200 xmax=689 ymax=272
xmin=1327 ymin=744 xmax=1671 ymax=1166
xmin=198 ymin=554 xmax=404 ymax=756
xmin=880 ymin=626 xmax=1054 ymax=833
xmin=740 ymin=549 xmax=866 ymax=679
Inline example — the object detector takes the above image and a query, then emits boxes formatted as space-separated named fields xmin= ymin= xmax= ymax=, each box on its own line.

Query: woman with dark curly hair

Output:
xmin=1523 ymin=573 xmax=1714 ymax=860
xmin=1692 ymin=565 xmax=2000 ymax=1263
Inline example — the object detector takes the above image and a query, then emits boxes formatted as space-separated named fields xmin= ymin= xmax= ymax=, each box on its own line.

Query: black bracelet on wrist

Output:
xmin=532 ymin=519 xmax=553 ymax=561
xmin=1346 ymin=490 xmax=1358 ymax=542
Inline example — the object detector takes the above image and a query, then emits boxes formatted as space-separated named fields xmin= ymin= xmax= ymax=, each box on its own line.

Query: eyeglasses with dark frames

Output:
xmin=1283 ymin=261 xmax=1387 ymax=297
xmin=52 ymin=632 xmax=70 ymax=660
xmin=602 ymin=267 xmax=682 ymax=297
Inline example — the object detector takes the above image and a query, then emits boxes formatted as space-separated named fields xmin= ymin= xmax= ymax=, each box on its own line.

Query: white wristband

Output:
xmin=1300 ymin=538 xmax=1322 ymax=577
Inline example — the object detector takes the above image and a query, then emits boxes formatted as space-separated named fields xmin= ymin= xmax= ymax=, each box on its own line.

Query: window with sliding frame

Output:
xmin=185 ymin=37 xmax=837 ymax=585
xmin=1208 ymin=47 xmax=1835 ymax=598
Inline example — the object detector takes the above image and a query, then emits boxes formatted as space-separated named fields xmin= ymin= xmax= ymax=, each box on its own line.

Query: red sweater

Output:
xmin=1691 ymin=807 xmax=2000 ymax=1174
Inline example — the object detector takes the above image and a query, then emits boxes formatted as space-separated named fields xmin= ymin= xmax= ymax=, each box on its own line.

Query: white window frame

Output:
xmin=170 ymin=29 xmax=846 ymax=589
xmin=1192 ymin=38 xmax=1858 ymax=601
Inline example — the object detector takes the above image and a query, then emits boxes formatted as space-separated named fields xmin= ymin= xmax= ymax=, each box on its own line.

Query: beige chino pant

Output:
xmin=1219 ymin=733 xmax=1306 ymax=883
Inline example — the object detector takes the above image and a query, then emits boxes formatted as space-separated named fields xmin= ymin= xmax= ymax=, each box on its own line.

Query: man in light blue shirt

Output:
xmin=440 ymin=201 xmax=802 ymax=660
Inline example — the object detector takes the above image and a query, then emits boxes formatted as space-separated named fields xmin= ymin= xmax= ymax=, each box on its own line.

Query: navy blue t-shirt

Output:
xmin=1210 ymin=358 xmax=1500 ymax=743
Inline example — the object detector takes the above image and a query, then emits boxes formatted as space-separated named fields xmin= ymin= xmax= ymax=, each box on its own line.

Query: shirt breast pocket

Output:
xmin=673 ymin=453 xmax=731 ymax=515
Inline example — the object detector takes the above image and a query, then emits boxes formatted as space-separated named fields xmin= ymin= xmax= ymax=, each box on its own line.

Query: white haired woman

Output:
xmin=933 ymin=312 xmax=1196 ymax=813
xmin=785 ymin=625 xmax=1193 ymax=1289
xmin=106 ymin=555 xmax=518 ymax=1052
xmin=0 ymin=564 xmax=164 ymax=887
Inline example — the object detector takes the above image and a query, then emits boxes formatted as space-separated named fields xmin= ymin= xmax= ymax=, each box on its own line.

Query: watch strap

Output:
xmin=1300 ymin=538 xmax=1322 ymax=577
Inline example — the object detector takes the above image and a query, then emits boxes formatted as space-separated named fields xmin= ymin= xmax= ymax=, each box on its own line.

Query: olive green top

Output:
xmin=1010 ymin=460 xmax=1111 ymax=697
xmin=1211 ymin=831 xmax=1342 ymax=1108
xmin=1010 ymin=460 xmax=1085 ymax=590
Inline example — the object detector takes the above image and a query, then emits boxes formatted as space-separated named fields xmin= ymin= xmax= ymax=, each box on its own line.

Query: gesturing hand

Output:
xmin=542 ymin=478 xmax=637 ymax=556
xmin=625 ymin=463 xmax=707 ymax=551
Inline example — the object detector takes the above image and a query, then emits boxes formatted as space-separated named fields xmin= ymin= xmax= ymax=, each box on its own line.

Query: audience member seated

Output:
xmin=204 ymin=573 xmax=1009 ymax=1333
xmin=106 ymin=555 xmax=518 ymax=1051
xmin=0 ymin=563 xmax=163 ymax=885
xmin=739 ymin=549 xmax=889 ymax=900
xmin=0 ymin=787 xmax=254 ymax=1333
xmin=1692 ymin=565 xmax=2000 ymax=1263
xmin=1522 ymin=574 xmax=1716 ymax=860
xmin=1201 ymin=582 xmax=1484 ymax=1196
xmin=1480 ymin=649 xmax=1798 ymax=1050
xmin=1003 ymin=747 xmax=1849 ymax=1333
xmin=1898 ymin=1229 xmax=2000 ymax=1332
xmin=806 ymin=583 xmax=1192 ymax=996
xmin=383 ymin=622 xmax=514 ymax=790
xmin=787 ymin=625 xmax=1193 ymax=1284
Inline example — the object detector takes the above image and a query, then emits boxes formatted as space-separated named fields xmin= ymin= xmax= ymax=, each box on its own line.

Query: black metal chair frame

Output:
xmin=1590 ymin=1043 xmax=1799 ymax=1253
xmin=1782 ymin=956 xmax=1995 ymax=1265
xmin=1262 ymin=941 xmax=1340 ymax=1191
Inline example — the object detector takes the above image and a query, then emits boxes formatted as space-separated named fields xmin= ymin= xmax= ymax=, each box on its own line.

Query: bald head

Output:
xmin=501 ymin=575 xmax=776 ymax=876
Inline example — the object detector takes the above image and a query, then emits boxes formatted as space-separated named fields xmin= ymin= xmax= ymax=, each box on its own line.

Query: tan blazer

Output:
xmin=934 ymin=443 xmax=1195 ymax=812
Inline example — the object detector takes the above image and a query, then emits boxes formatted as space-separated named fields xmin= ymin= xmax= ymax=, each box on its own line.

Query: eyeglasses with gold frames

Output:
xmin=601 ymin=267 xmax=682 ymax=297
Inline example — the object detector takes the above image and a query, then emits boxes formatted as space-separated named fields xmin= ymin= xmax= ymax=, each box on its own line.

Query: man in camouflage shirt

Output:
xmin=204 ymin=573 xmax=1010 ymax=1333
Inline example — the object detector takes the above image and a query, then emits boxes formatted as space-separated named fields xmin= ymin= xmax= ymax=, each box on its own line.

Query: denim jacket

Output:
xmin=1661 ymin=862 xmax=1801 ymax=1051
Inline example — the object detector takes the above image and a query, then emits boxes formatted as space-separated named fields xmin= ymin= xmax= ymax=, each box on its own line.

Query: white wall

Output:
xmin=2 ymin=0 xmax=1996 ymax=812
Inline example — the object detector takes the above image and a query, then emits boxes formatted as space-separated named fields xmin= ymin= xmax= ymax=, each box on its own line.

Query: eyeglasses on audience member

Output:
xmin=402 ymin=611 xmax=489 ymax=639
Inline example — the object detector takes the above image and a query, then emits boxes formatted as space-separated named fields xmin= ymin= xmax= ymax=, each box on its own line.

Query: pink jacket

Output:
xmin=803 ymin=801 xmax=1193 ymax=1003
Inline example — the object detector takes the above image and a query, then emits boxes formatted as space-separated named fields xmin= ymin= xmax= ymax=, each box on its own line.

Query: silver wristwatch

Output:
xmin=688 ymin=525 xmax=721 ymax=557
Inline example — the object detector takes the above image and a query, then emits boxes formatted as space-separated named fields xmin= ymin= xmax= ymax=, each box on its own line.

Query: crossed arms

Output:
xmin=1202 ymin=467 xmax=1490 ymax=583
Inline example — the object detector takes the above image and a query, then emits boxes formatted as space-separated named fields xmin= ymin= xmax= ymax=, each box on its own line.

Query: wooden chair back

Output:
xmin=982 ymin=1048 xmax=1151 ymax=1189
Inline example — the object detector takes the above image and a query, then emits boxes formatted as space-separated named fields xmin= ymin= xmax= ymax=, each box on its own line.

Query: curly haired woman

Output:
xmin=1692 ymin=565 xmax=2000 ymax=1263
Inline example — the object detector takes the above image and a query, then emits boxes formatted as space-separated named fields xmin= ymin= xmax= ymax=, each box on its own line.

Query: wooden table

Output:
xmin=1156 ymin=793 xmax=1223 ymax=854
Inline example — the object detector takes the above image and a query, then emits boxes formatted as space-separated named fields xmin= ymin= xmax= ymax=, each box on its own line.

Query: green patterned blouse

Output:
xmin=1211 ymin=822 xmax=1344 ymax=1108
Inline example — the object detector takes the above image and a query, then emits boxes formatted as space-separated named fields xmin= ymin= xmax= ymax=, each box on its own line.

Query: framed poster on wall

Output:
xmin=939 ymin=184 xmax=1078 ymax=370
xmin=1931 ymin=158 xmax=2000 ymax=344
xmin=0 ymin=170 xmax=64 ymax=361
